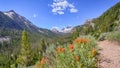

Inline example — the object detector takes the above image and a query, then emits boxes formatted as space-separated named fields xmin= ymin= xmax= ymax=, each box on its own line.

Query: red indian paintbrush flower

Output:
xmin=74 ymin=38 xmax=89 ymax=44
xmin=56 ymin=47 xmax=61 ymax=53
xmin=56 ymin=47 xmax=65 ymax=53
xmin=40 ymin=57 xmax=45 ymax=65
xmin=75 ymin=56 xmax=79 ymax=61
xmin=69 ymin=44 xmax=74 ymax=52
xmin=61 ymin=48 xmax=65 ymax=53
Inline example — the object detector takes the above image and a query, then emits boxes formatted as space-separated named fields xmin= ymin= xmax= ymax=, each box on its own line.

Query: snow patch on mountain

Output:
xmin=51 ymin=26 xmax=73 ymax=33
xmin=4 ymin=12 xmax=14 ymax=19
xmin=61 ymin=26 xmax=73 ymax=33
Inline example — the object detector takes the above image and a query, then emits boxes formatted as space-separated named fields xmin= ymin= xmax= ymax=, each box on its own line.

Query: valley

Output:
xmin=0 ymin=1 xmax=120 ymax=68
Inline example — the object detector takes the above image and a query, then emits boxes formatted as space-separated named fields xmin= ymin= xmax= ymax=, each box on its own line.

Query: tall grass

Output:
xmin=35 ymin=35 xmax=97 ymax=68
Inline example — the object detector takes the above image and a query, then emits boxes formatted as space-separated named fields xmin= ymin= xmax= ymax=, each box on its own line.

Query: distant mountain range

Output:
xmin=51 ymin=26 xmax=73 ymax=33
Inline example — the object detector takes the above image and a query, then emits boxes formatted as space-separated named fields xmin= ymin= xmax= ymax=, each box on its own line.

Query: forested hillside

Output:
xmin=72 ymin=2 xmax=120 ymax=39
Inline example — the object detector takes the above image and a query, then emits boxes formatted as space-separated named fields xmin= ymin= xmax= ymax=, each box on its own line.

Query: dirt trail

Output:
xmin=98 ymin=40 xmax=120 ymax=68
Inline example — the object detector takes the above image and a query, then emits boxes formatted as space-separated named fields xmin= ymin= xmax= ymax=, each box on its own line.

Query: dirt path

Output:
xmin=98 ymin=40 xmax=120 ymax=68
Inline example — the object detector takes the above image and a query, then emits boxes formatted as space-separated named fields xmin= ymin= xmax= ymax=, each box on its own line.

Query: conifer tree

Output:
xmin=39 ymin=39 xmax=46 ymax=53
xmin=72 ymin=28 xmax=79 ymax=40
xmin=17 ymin=30 xmax=33 ymax=66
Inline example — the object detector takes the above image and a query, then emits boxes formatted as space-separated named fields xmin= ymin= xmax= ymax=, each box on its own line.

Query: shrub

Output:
xmin=106 ymin=31 xmax=120 ymax=42
xmin=98 ymin=32 xmax=109 ymax=41
xmin=35 ymin=35 xmax=97 ymax=68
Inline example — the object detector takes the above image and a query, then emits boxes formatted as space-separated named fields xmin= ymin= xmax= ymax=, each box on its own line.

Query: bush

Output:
xmin=98 ymin=32 xmax=109 ymax=41
xmin=35 ymin=35 xmax=97 ymax=68
xmin=106 ymin=31 xmax=120 ymax=42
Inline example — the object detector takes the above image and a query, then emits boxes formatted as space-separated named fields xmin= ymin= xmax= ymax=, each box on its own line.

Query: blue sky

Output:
xmin=0 ymin=0 xmax=119 ymax=29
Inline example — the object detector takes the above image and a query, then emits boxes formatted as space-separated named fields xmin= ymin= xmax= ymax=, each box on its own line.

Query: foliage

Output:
xmin=17 ymin=30 xmax=34 ymax=66
xmin=72 ymin=27 xmax=80 ymax=40
xmin=98 ymin=32 xmax=110 ymax=41
xmin=35 ymin=35 xmax=97 ymax=68
xmin=92 ymin=2 xmax=120 ymax=37
xmin=72 ymin=2 xmax=120 ymax=38
xmin=98 ymin=31 xmax=120 ymax=42
xmin=106 ymin=31 xmax=120 ymax=42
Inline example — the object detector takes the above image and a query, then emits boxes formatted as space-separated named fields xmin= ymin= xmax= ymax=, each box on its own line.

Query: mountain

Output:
xmin=72 ymin=2 xmax=120 ymax=38
xmin=61 ymin=26 xmax=73 ymax=33
xmin=51 ymin=27 xmax=60 ymax=33
xmin=51 ymin=26 xmax=73 ymax=33
xmin=0 ymin=10 xmax=56 ymax=38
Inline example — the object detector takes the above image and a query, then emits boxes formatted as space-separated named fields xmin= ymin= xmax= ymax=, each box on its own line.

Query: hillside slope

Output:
xmin=72 ymin=2 xmax=120 ymax=38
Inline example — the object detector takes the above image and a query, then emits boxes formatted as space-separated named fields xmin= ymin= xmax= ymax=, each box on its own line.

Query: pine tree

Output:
xmin=39 ymin=39 xmax=46 ymax=53
xmin=72 ymin=28 xmax=79 ymax=40
xmin=17 ymin=30 xmax=33 ymax=66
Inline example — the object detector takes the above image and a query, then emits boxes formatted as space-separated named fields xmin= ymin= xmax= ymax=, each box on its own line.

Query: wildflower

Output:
xmin=69 ymin=44 xmax=74 ymax=52
xmin=40 ymin=57 xmax=45 ymax=65
xmin=74 ymin=39 xmax=79 ymax=43
xmin=69 ymin=44 xmax=74 ymax=49
xmin=74 ymin=38 xmax=89 ymax=44
xmin=56 ymin=47 xmax=65 ymax=53
xmin=56 ymin=47 xmax=61 ymax=53
xmin=61 ymin=48 xmax=65 ymax=53
xmin=92 ymin=48 xmax=97 ymax=56
xmin=75 ymin=56 xmax=79 ymax=61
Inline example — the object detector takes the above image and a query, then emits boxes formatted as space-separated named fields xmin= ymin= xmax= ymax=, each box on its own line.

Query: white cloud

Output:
xmin=33 ymin=14 xmax=37 ymax=18
xmin=70 ymin=8 xmax=78 ymax=13
xmin=58 ymin=11 xmax=64 ymax=14
xmin=50 ymin=0 xmax=78 ymax=15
